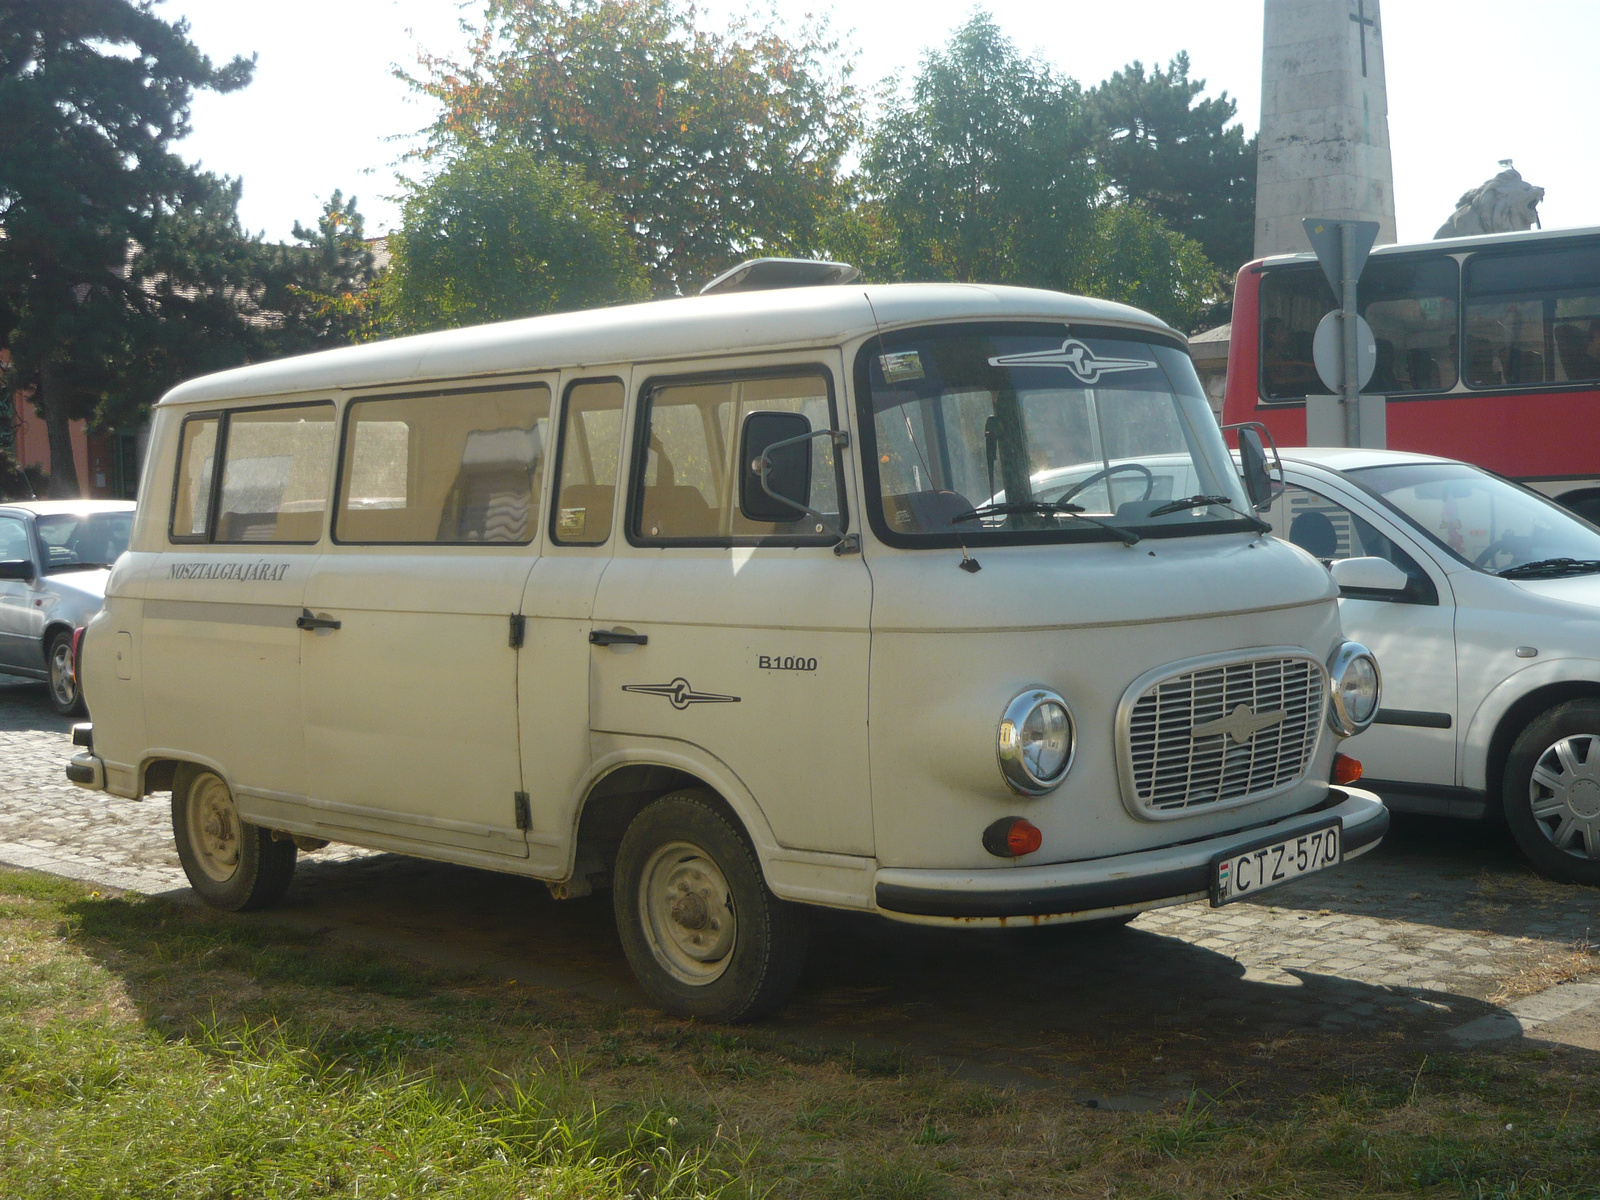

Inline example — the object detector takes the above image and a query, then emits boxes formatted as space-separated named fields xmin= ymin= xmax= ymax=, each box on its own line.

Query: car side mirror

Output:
xmin=739 ymin=410 xmax=813 ymax=524
xmin=0 ymin=559 xmax=35 ymax=582
xmin=1331 ymin=556 xmax=1411 ymax=595
xmin=1238 ymin=427 xmax=1273 ymax=512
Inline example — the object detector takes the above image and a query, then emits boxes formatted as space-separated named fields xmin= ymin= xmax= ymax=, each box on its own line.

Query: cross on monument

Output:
xmin=1349 ymin=0 xmax=1376 ymax=78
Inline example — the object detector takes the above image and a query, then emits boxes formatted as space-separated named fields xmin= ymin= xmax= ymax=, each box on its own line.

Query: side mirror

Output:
xmin=1238 ymin=427 xmax=1273 ymax=512
xmin=0 ymin=559 xmax=35 ymax=582
xmin=1331 ymin=556 xmax=1411 ymax=595
xmin=739 ymin=411 xmax=813 ymax=524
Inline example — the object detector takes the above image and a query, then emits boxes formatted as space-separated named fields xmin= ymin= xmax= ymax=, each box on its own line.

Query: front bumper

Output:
xmin=873 ymin=787 xmax=1388 ymax=925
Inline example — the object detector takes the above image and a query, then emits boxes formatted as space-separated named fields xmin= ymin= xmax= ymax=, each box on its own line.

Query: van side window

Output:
xmin=170 ymin=416 xmax=219 ymax=541
xmin=213 ymin=404 xmax=335 ymax=543
xmin=550 ymin=379 xmax=624 ymax=545
xmin=632 ymin=371 xmax=841 ymax=543
xmin=335 ymin=386 xmax=550 ymax=545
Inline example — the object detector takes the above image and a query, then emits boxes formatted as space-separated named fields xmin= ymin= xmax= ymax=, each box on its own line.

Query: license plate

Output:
xmin=1211 ymin=819 xmax=1342 ymax=906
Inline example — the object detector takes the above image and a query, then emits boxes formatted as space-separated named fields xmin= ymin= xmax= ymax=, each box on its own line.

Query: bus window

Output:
xmin=1259 ymin=259 xmax=1458 ymax=400
xmin=1465 ymin=244 xmax=1600 ymax=388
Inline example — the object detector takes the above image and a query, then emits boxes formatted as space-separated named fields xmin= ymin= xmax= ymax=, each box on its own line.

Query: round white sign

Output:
xmin=1312 ymin=311 xmax=1377 ymax=394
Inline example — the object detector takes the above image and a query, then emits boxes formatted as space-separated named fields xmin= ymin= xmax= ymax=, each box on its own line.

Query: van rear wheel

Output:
xmin=171 ymin=766 xmax=298 ymax=911
xmin=613 ymin=791 xmax=808 ymax=1022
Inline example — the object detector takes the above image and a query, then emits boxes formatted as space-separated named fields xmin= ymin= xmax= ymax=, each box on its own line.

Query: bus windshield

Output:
xmin=1350 ymin=462 xmax=1600 ymax=578
xmin=859 ymin=324 xmax=1253 ymax=544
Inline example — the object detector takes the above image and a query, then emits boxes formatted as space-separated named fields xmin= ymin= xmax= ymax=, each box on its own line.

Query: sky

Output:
xmin=167 ymin=0 xmax=1600 ymax=258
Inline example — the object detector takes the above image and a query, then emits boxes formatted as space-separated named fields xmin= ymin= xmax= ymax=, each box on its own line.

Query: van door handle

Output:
xmin=589 ymin=628 xmax=647 ymax=647
xmin=296 ymin=609 xmax=342 ymax=631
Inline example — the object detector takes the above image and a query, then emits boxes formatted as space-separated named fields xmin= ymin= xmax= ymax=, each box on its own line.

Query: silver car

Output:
xmin=0 ymin=500 xmax=136 ymax=715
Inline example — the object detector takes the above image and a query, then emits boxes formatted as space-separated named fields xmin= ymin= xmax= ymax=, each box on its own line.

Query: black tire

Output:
xmin=613 ymin=790 xmax=808 ymax=1022
xmin=45 ymin=629 xmax=84 ymax=717
xmin=1503 ymin=700 xmax=1600 ymax=886
xmin=171 ymin=765 xmax=297 ymax=911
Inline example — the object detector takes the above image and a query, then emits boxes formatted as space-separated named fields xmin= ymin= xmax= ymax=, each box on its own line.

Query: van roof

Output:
xmin=156 ymin=283 xmax=1180 ymax=408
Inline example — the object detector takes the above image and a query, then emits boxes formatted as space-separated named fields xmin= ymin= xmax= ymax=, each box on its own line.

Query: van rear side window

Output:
xmin=551 ymin=380 xmax=625 ymax=545
xmin=170 ymin=416 xmax=219 ymax=541
xmin=335 ymin=386 xmax=551 ymax=545
xmin=215 ymin=405 xmax=335 ymax=543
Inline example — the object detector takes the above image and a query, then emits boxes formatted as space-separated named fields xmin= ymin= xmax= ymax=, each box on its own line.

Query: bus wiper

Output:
xmin=1497 ymin=557 xmax=1600 ymax=579
xmin=1146 ymin=493 xmax=1273 ymax=533
xmin=952 ymin=501 xmax=1140 ymax=546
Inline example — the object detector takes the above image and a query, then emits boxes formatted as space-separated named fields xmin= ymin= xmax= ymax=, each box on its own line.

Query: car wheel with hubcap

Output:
xmin=46 ymin=629 xmax=84 ymax=717
xmin=613 ymin=791 xmax=808 ymax=1021
xmin=171 ymin=766 xmax=298 ymax=910
xmin=1504 ymin=700 xmax=1600 ymax=886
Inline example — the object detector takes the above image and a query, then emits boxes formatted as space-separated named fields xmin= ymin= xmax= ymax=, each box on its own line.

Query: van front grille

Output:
xmin=1122 ymin=655 xmax=1325 ymax=817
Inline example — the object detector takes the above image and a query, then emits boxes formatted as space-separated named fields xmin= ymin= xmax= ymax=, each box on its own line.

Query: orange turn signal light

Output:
xmin=982 ymin=816 xmax=1043 ymax=858
xmin=1332 ymin=753 xmax=1363 ymax=785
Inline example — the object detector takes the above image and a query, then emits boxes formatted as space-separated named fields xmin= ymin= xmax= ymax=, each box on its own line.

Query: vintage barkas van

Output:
xmin=67 ymin=261 xmax=1390 ymax=1020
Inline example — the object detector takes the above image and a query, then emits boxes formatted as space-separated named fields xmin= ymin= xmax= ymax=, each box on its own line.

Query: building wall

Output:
xmin=9 ymin=391 xmax=125 ymax=497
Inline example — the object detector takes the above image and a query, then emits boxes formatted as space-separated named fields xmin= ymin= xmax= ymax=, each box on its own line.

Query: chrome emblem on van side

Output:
xmin=986 ymin=339 xmax=1154 ymax=383
xmin=1190 ymin=704 xmax=1288 ymax=745
xmin=622 ymin=678 xmax=741 ymax=710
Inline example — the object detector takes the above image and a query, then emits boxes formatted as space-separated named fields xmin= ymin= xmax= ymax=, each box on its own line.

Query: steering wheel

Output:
xmin=1055 ymin=462 xmax=1155 ymax=507
xmin=1473 ymin=533 xmax=1534 ymax=569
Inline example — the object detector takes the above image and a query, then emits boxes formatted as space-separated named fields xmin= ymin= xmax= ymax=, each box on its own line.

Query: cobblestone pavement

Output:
xmin=5 ymin=674 xmax=1600 ymax=1089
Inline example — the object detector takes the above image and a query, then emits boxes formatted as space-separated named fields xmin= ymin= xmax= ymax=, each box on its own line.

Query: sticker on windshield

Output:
xmin=878 ymin=351 xmax=925 ymax=383
xmin=987 ymin=339 xmax=1155 ymax=384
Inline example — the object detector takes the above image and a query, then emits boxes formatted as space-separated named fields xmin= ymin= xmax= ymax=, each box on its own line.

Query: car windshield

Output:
xmin=35 ymin=511 xmax=132 ymax=572
xmin=1348 ymin=462 xmax=1600 ymax=577
xmin=858 ymin=323 xmax=1251 ymax=544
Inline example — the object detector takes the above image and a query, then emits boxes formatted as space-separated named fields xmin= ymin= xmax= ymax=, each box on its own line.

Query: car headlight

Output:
xmin=998 ymin=688 xmax=1076 ymax=795
xmin=1326 ymin=642 xmax=1381 ymax=737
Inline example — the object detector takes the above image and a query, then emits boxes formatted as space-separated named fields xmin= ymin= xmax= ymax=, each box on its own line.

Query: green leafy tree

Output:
xmin=1083 ymin=203 xmax=1225 ymax=335
xmin=406 ymin=0 xmax=860 ymax=294
xmin=1089 ymin=53 xmax=1257 ymax=279
xmin=0 ymin=0 xmax=253 ymax=494
xmin=857 ymin=14 xmax=1222 ymax=332
xmin=862 ymin=14 xmax=1098 ymax=288
xmin=382 ymin=142 xmax=649 ymax=333
xmin=280 ymin=190 xmax=381 ymax=346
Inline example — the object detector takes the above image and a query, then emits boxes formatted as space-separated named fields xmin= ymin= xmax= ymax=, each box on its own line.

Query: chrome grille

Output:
xmin=1123 ymin=655 xmax=1325 ymax=816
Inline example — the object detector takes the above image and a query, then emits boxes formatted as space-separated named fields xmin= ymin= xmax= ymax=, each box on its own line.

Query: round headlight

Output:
xmin=998 ymin=688 xmax=1076 ymax=795
xmin=1327 ymin=642 xmax=1382 ymax=737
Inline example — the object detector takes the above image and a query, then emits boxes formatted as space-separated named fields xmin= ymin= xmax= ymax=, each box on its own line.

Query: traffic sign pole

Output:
xmin=1341 ymin=223 xmax=1362 ymax=445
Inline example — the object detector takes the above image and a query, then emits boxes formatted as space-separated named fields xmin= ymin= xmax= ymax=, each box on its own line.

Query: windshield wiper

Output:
xmin=1145 ymin=493 xmax=1273 ymax=532
xmin=952 ymin=501 xmax=1140 ymax=546
xmin=1497 ymin=557 xmax=1600 ymax=580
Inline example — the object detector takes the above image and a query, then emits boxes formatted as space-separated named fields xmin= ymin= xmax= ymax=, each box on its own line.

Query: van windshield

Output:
xmin=857 ymin=323 xmax=1252 ymax=544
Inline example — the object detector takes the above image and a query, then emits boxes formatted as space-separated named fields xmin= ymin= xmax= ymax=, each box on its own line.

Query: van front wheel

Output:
xmin=613 ymin=792 xmax=808 ymax=1022
xmin=171 ymin=767 xmax=297 ymax=911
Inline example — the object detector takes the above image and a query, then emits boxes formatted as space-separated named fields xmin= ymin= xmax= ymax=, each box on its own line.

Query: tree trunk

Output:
xmin=39 ymin=363 xmax=80 ymax=498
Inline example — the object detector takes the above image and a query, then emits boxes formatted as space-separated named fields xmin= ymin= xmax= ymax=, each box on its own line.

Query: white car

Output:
xmin=1268 ymin=447 xmax=1600 ymax=885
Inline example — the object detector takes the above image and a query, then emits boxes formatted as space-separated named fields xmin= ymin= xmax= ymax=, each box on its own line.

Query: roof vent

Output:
xmin=699 ymin=257 xmax=860 ymax=296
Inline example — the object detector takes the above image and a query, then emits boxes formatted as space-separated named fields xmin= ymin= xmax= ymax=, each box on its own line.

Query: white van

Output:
xmin=68 ymin=268 xmax=1389 ymax=1020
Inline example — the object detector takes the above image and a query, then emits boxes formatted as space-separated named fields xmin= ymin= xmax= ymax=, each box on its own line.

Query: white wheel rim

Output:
xmin=638 ymin=840 xmax=737 ymax=986
xmin=186 ymin=774 xmax=242 ymax=882
xmin=49 ymin=639 xmax=75 ymax=706
xmin=1529 ymin=733 xmax=1600 ymax=860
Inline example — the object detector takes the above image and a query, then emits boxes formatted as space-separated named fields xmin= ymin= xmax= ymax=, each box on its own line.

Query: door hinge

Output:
xmin=508 ymin=613 xmax=526 ymax=648
xmin=513 ymin=791 xmax=531 ymax=830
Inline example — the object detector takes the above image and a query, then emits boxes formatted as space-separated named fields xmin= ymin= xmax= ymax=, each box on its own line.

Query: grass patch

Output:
xmin=2 ymin=868 xmax=1599 ymax=1198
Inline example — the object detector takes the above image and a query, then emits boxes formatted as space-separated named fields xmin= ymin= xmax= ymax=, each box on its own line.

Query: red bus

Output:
xmin=1221 ymin=226 xmax=1600 ymax=523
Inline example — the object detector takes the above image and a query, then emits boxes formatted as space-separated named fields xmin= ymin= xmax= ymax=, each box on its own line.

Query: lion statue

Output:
xmin=1435 ymin=167 xmax=1544 ymax=239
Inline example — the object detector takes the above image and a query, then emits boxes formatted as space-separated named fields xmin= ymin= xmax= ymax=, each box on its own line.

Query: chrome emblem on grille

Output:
xmin=1190 ymin=703 xmax=1288 ymax=745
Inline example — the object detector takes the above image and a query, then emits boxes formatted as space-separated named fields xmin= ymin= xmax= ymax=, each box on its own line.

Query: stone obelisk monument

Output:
xmin=1253 ymin=0 xmax=1397 ymax=258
